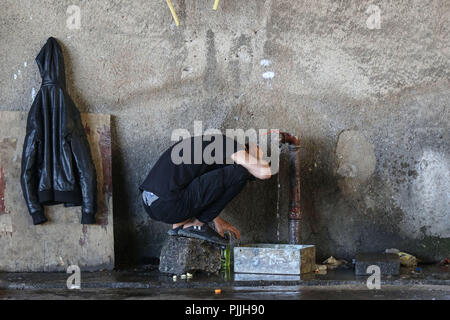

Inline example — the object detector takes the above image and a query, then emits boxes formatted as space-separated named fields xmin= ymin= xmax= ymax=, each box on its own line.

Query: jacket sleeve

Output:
xmin=70 ymin=116 xmax=98 ymax=225
xmin=21 ymin=112 xmax=47 ymax=225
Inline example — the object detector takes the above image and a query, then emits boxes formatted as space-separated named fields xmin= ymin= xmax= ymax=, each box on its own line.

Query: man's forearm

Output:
xmin=231 ymin=150 xmax=272 ymax=180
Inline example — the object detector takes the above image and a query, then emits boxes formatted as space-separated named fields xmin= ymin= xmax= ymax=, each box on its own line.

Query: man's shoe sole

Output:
xmin=167 ymin=226 xmax=183 ymax=236
xmin=178 ymin=229 xmax=227 ymax=246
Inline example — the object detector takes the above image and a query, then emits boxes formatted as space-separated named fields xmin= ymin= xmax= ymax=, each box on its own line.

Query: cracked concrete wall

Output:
xmin=0 ymin=0 xmax=449 ymax=267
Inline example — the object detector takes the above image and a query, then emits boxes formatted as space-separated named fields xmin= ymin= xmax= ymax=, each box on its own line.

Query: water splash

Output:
xmin=275 ymin=146 xmax=281 ymax=242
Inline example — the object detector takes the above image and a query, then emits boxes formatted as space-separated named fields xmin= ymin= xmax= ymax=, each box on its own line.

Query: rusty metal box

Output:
xmin=234 ymin=244 xmax=316 ymax=275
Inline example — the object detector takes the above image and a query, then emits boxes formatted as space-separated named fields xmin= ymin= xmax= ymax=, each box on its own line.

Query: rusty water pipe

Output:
xmin=280 ymin=132 xmax=302 ymax=244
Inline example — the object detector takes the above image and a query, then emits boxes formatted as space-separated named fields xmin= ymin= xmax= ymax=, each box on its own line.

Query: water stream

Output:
xmin=275 ymin=146 xmax=281 ymax=242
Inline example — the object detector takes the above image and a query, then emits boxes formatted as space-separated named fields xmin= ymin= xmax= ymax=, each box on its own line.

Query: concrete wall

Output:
xmin=1 ymin=0 xmax=448 ymax=267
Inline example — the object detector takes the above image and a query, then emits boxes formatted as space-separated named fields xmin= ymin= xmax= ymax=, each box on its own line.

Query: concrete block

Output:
xmin=355 ymin=253 xmax=400 ymax=275
xmin=159 ymin=236 xmax=222 ymax=275
xmin=234 ymin=244 xmax=316 ymax=275
xmin=0 ymin=112 xmax=114 ymax=272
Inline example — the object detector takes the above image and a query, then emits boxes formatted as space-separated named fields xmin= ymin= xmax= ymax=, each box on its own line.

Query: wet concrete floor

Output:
xmin=1 ymin=264 xmax=449 ymax=299
xmin=1 ymin=285 xmax=449 ymax=300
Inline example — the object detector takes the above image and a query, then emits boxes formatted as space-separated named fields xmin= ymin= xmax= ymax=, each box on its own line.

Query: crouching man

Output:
xmin=139 ymin=134 xmax=272 ymax=245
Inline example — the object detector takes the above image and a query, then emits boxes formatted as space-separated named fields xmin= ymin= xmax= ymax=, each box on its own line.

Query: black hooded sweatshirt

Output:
xmin=21 ymin=37 xmax=97 ymax=225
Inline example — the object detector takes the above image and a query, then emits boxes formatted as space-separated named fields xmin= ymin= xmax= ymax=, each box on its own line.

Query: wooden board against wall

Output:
xmin=0 ymin=111 xmax=114 ymax=272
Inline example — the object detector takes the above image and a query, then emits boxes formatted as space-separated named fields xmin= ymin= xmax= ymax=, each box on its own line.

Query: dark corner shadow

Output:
xmin=109 ymin=115 xmax=139 ymax=269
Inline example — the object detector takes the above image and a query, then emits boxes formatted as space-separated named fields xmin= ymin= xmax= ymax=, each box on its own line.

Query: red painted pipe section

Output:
xmin=280 ymin=132 xmax=302 ymax=244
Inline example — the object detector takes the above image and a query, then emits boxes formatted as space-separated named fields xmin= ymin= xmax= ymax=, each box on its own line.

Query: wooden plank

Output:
xmin=0 ymin=111 xmax=114 ymax=272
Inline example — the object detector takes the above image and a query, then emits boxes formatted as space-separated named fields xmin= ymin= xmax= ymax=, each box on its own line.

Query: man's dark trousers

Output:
xmin=143 ymin=164 xmax=251 ymax=224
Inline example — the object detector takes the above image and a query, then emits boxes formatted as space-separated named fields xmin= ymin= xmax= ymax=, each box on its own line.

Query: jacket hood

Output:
xmin=35 ymin=37 xmax=66 ymax=87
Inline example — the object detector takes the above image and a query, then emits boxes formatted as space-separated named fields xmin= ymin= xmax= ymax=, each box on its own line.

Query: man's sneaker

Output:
xmin=178 ymin=224 xmax=228 ymax=246
xmin=167 ymin=225 xmax=183 ymax=236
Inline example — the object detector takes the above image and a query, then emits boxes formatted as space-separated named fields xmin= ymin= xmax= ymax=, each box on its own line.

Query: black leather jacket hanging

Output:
xmin=21 ymin=37 xmax=97 ymax=225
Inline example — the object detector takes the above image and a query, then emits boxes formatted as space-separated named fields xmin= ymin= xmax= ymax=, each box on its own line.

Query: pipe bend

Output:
xmin=279 ymin=132 xmax=300 ymax=146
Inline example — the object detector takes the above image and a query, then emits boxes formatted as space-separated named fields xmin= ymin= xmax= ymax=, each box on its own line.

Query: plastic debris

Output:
xmin=187 ymin=272 xmax=193 ymax=279
xmin=215 ymin=289 xmax=222 ymax=295
xmin=398 ymin=251 xmax=418 ymax=267
xmin=181 ymin=274 xmax=187 ymax=280
xmin=385 ymin=249 xmax=418 ymax=267
xmin=385 ymin=248 xmax=400 ymax=254
xmin=172 ymin=275 xmax=177 ymax=282
xmin=322 ymin=256 xmax=349 ymax=270
xmin=323 ymin=256 xmax=338 ymax=265
xmin=315 ymin=264 xmax=327 ymax=274
xmin=316 ymin=264 xmax=327 ymax=271
xmin=439 ymin=258 xmax=449 ymax=266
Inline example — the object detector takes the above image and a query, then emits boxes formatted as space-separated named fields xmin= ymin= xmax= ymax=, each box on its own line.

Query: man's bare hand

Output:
xmin=247 ymin=142 xmax=264 ymax=160
xmin=213 ymin=216 xmax=241 ymax=240
xmin=230 ymin=150 xmax=272 ymax=180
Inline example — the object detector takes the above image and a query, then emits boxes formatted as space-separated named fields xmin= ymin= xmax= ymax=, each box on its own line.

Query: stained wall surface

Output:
xmin=0 ymin=112 xmax=114 ymax=272
xmin=0 ymin=1 xmax=448 ymax=266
